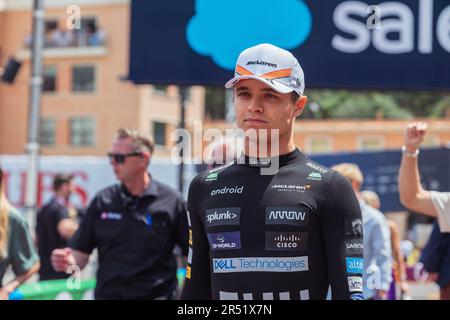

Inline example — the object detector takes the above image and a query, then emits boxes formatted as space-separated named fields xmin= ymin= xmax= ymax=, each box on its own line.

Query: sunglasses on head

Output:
xmin=107 ymin=152 xmax=143 ymax=164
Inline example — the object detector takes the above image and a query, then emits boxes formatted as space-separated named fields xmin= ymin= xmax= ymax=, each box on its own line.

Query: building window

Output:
xmin=72 ymin=65 xmax=95 ymax=92
xmin=305 ymin=136 xmax=333 ymax=154
xmin=357 ymin=136 xmax=385 ymax=151
xmin=205 ymin=86 xmax=226 ymax=120
xmin=43 ymin=65 xmax=57 ymax=92
xmin=42 ymin=20 xmax=58 ymax=48
xmin=28 ymin=17 xmax=104 ymax=48
xmin=45 ymin=20 xmax=58 ymax=31
xmin=40 ymin=118 xmax=56 ymax=146
xmin=75 ymin=17 xmax=105 ymax=47
xmin=153 ymin=121 xmax=166 ymax=146
xmin=70 ymin=117 xmax=95 ymax=146
xmin=80 ymin=18 xmax=97 ymax=30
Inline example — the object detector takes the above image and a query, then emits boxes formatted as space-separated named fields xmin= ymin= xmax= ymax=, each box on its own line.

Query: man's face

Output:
xmin=109 ymin=138 xmax=148 ymax=183
xmin=234 ymin=79 xmax=306 ymax=141
xmin=60 ymin=181 xmax=74 ymax=199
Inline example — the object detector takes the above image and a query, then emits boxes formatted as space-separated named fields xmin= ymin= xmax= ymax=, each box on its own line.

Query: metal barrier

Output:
xmin=9 ymin=278 xmax=96 ymax=300
xmin=9 ymin=268 xmax=186 ymax=300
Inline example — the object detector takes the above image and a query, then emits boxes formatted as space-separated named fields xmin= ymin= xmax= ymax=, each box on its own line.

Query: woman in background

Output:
xmin=361 ymin=190 xmax=410 ymax=300
xmin=0 ymin=166 xmax=40 ymax=300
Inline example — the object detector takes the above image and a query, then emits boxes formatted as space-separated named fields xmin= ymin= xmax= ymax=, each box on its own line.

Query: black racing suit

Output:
xmin=181 ymin=148 xmax=364 ymax=300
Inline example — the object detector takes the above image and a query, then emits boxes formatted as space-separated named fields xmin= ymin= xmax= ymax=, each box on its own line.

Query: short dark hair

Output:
xmin=291 ymin=92 xmax=301 ymax=104
xmin=53 ymin=174 xmax=74 ymax=191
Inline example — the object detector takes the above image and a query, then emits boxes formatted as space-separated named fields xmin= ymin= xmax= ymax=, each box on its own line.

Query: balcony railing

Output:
xmin=18 ymin=30 xmax=107 ymax=60
xmin=24 ymin=29 xmax=106 ymax=49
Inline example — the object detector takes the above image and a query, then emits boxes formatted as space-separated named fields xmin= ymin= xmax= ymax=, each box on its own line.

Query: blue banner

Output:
xmin=129 ymin=0 xmax=450 ymax=90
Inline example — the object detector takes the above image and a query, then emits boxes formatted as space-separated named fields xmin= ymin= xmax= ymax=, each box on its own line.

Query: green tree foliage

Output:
xmin=304 ymin=89 xmax=450 ymax=119
xmin=431 ymin=97 xmax=450 ymax=118
xmin=203 ymin=87 xmax=450 ymax=121
xmin=331 ymin=93 xmax=412 ymax=119
xmin=388 ymin=91 xmax=449 ymax=118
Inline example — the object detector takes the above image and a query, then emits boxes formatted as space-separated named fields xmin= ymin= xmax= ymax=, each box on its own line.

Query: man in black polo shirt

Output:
xmin=51 ymin=128 xmax=189 ymax=299
xmin=36 ymin=174 xmax=79 ymax=280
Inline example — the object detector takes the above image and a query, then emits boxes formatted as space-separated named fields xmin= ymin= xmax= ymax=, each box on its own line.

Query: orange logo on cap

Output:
xmin=236 ymin=65 xmax=292 ymax=80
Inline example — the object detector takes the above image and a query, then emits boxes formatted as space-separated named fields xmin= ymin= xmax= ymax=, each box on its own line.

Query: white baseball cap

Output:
xmin=225 ymin=43 xmax=305 ymax=96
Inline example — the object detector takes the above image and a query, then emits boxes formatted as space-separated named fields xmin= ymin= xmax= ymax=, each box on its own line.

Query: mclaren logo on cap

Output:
xmin=246 ymin=60 xmax=278 ymax=68
xmin=236 ymin=65 xmax=292 ymax=80
xmin=225 ymin=43 xmax=306 ymax=96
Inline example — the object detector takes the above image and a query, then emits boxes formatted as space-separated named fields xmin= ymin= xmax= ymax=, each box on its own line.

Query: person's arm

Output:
xmin=372 ymin=216 xmax=393 ymax=299
xmin=0 ymin=261 xmax=40 ymax=300
xmin=51 ymin=247 xmax=90 ymax=272
xmin=174 ymin=197 xmax=189 ymax=257
xmin=173 ymin=197 xmax=190 ymax=297
xmin=388 ymin=220 xmax=408 ymax=293
xmin=1 ymin=211 xmax=40 ymax=300
xmin=398 ymin=122 xmax=437 ymax=216
xmin=57 ymin=219 xmax=79 ymax=240
xmin=322 ymin=172 xmax=364 ymax=300
xmin=53 ymin=205 xmax=79 ymax=240
xmin=180 ymin=176 xmax=212 ymax=299
xmin=51 ymin=195 xmax=99 ymax=273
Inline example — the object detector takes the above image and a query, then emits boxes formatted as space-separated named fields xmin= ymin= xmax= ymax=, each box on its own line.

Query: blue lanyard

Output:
xmin=145 ymin=213 xmax=153 ymax=227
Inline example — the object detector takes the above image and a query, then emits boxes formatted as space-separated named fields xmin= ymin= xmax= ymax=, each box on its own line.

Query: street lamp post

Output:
xmin=178 ymin=86 xmax=188 ymax=193
xmin=24 ymin=0 xmax=45 ymax=230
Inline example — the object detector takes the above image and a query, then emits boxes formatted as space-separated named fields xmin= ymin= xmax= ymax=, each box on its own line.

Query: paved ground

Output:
xmin=408 ymin=281 xmax=440 ymax=300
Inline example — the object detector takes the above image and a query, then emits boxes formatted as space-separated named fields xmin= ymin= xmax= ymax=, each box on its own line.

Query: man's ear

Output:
xmin=294 ymin=95 xmax=308 ymax=118
xmin=351 ymin=180 xmax=361 ymax=193
xmin=141 ymin=151 xmax=151 ymax=167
